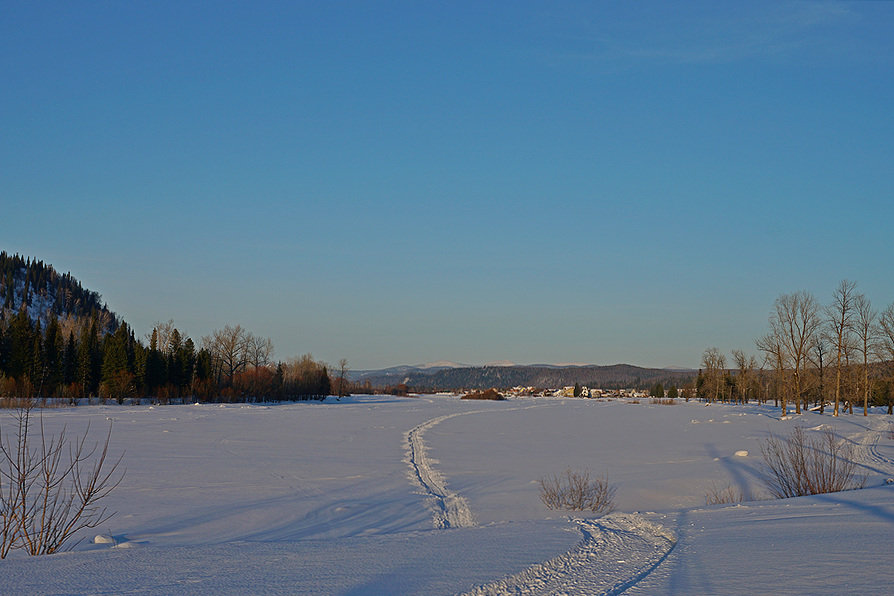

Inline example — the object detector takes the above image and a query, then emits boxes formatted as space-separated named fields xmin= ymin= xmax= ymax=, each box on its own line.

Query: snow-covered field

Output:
xmin=3 ymin=396 xmax=894 ymax=594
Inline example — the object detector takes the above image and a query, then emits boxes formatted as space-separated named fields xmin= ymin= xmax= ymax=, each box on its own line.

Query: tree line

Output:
xmin=0 ymin=313 xmax=337 ymax=403
xmin=698 ymin=280 xmax=894 ymax=415
xmin=0 ymin=253 xmax=346 ymax=403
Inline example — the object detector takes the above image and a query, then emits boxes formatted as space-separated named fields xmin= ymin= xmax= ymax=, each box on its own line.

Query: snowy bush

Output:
xmin=760 ymin=426 xmax=863 ymax=499
xmin=539 ymin=468 xmax=616 ymax=515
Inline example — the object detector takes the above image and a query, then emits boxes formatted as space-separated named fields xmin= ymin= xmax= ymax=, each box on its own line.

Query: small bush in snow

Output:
xmin=704 ymin=482 xmax=744 ymax=505
xmin=0 ymin=401 xmax=124 ymax=557
xmin=761 ymin=426 xmax=864 ymax=499
xmin=539 ymin=468 xmax=615 ymax=515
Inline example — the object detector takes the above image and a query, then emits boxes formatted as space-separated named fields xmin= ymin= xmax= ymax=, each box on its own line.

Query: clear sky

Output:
xmin=2 ymin=2 xmax=893 ymax=370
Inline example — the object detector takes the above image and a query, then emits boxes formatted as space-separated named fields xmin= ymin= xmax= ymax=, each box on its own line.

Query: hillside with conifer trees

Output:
xmin=0 ymin=252 xmax=331 ymax=403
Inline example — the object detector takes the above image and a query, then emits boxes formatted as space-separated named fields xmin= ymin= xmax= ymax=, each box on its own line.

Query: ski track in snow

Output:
xmin=460 ymin=514 xmax=676 ymax=596
xmin=406 ymin=404 xmax=677 ymax=594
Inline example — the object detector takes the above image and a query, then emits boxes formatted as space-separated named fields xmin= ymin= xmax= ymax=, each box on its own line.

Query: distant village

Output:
xmin=505 ymin=386 xmax=651 ymax=398
xmin=439 ymin=386 xmax=663 ymax=399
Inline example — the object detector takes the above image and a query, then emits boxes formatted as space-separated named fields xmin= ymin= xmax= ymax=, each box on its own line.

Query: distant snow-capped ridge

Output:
xmin=416 ymin=361 xmax=467 ymax=369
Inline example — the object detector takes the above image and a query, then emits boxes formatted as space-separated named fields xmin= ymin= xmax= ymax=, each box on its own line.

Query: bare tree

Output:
xmin=853 ymin=294 xmax=877 ymax=416
xmin=701 ymin=347 xmax=726 ymax=403
xmin=773 ymin=291 xmax=822 ymax=415
xmin=335 ymin=358 xmax=349 ymax=401
xmin=807 ymin=337 xmax=829 ymax=413
xmin=150 ymin=319 xmax=177 ymax=356
xmin=0 ymin=402 xmax=124 ymax=557
xmin=879 ymin=303 xmax=894 ymax=414
xmin=757 ymin=329 xmax=788 ymax=412
xmin=202 ymin=324 xmax=250 ymax=385
xmin=247 ymin=334 xmax=274 ymax=370
xmin=731 ymin=349 xmax=757 ymax=405
xmin=827 ymin=280 xmax=857 ymax=416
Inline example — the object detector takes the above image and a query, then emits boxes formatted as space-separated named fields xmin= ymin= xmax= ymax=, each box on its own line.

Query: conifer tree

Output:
xmin=7 ymin=308 xmax=33 ymax=380
xmin=144 ymin=328 xmax=165 ymax=396
xmin=62 ymin=331 xmax=77 ymax=386
xmin=30 ymin=320 xmax=44 ymax=394
xmin=43 ymin=313 xmax=62 ymax=394
xmin=78 ymin=317 xmax=101 ymax=397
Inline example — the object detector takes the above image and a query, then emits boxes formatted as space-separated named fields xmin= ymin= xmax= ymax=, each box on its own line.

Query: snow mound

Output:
xmin=93 ymin=535 xmax=115 ymax=545
xmin=735 ymin=450 xmax=748 ymax=457
xmin=462 ymin=513 xmax=676 ymax=596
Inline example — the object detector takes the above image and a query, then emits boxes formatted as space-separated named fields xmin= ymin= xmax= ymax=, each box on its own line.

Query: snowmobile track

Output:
xmin=460 ymin=513 xmax=676 ymax=596
xmin=405 ymin=403 xmax=545 ymax=530
xmin=406 ymin=411 xmax=480 ymax=529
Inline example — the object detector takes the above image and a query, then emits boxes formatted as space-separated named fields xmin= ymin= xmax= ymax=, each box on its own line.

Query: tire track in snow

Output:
xmin=460 ymin=513 xmax=676 ymax=596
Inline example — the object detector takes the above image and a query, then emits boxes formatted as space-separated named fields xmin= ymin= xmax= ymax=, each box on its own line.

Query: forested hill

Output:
xmin=353 ymin=363 xmax=696 ymax=392
xmin=0 ymin=251 xmax=119 ymax=333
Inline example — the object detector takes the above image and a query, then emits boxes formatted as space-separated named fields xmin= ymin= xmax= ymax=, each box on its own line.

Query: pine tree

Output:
xmin=78 ymin=317 xmax=101 ymax=397
xmin=62 ymin=331 xmax=77 ymax=386
xmin=30 ymin=320 xmax=44 ymax=394
xmin=0 ymin=321 xmax=7 ymax=374
xmin=7 ymin=308 xmax=33 ymax=380
xmin=43 ymin=313 xmax=62 ymax=395
xmin=144 ymin=328 xmax=165 ymax=396
xmin=101 ymin=324 xmax=130 ymax=385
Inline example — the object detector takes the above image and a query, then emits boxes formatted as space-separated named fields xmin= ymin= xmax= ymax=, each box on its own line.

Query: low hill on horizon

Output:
xmin=351 ymin=362 xmax=696 ymax=392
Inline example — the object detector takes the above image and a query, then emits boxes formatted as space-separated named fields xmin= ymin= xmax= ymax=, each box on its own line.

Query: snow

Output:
xmin=2 ymin=396 xmax=894 ymax=594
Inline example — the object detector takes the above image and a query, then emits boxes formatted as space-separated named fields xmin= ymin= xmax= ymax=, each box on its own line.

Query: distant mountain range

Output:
xmin=350 ymin=362 xmax=696 ymax=391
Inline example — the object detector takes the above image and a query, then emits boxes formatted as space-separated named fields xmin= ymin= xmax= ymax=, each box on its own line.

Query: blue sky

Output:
xmin=3 ymin=1 xmax=893 ymax=369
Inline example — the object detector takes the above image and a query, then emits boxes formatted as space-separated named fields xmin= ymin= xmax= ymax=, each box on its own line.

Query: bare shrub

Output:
xmin=0 ymin=402 xmax=124 ymax=557
xmin=761 ymin=426 xmax=863 ymax=499
xmin=539 ymin=468 xmax=616 ymax=515
xmin=704 ymin=482 xmax=744 ymax=505
xmin=650 ymin=398 xmax=677 ymax=406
